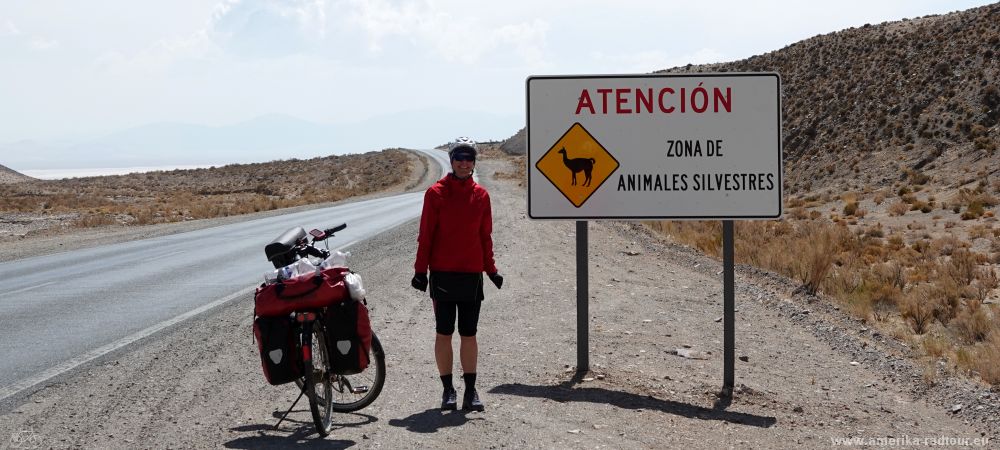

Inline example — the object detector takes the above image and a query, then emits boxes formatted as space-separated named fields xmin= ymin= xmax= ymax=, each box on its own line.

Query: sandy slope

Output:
xmin=0 ymin=159 xmax=995 ymax=449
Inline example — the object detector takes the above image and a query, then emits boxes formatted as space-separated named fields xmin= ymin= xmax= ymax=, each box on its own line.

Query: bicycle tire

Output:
xmin=305 ymin=324 xmax=334 ymax=436
xmin=328 ymin=333 xmax=386 ymax=413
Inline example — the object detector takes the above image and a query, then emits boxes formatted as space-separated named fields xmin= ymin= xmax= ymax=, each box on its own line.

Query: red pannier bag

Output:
xmin=255 ymin=267 xmax=349 ymax=317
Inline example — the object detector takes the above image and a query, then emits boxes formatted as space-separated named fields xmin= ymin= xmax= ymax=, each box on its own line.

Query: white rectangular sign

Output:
xmin=527 ymin=73 xmax=782 ymax=219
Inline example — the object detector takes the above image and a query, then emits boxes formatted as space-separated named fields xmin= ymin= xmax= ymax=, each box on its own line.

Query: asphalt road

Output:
xmin=0 ymin=148 xmax=451 ymax=403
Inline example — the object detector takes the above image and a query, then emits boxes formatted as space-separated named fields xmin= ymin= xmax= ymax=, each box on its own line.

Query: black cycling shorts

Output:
xmin=433 ymin=299 xmax=481 ymax=337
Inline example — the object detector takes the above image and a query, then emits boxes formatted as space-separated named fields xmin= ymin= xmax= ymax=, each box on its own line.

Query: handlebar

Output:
xmin=266 ymin=223 xmax=347 ymax=268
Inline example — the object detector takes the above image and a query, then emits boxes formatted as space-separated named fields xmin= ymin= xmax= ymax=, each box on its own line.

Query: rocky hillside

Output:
xmin=507 ymin=3 xmax=1000 ymax=197
xmin=0 ymin=164 xmax=35 ymax=184
xmin=668 ymin=3 xmax=1000 ymax=196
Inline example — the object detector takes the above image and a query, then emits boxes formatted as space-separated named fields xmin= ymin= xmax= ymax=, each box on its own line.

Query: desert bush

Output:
xmin=902 ymin=286 xmax=936 ymax=334
xmin=888 ymin=200 xmax=909 ymax=216
xmin=929 ymin=276 xmax=964 ymax=323
xmin=945 ymin=249 xmax=981 ymax=285
xmin=793 ymin=221 xmax=841 ymax=295
xmin=843 ymin=201 xmax=859 ymax=216
xmin=870 ymin=284 xmax=900 ymax=321
xmin=951 ymin=300 xmax=992 ymax=343
xmin=974 ymin=267 xmax=999 ymax=303
xmin=964 ymin=333 xmax=1000 ymax=384
xmin=922 ymin=334 xmax=949 ymax=358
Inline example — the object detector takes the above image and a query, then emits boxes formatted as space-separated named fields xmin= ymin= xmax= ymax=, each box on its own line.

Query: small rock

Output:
xmin=596 ymin=374 xmax=605 ymax=380
xmin=714 ymin=316 xmax=723 ymax=323
xmin=582 ymin=377 xmax=594 ymax=382
xmin=642 ymin=319 xmax=652 ymax=323
xmin=793 ymin=406 xmax=804 ymax=413
xmin=739 ymin=355 xmax=749 ymax=362
xmin=850 ymin=361 xmax=860 ymax=366
xmin=568 ymin=429 xmax=581 ymax=434
xmin=593 ymin=424 xmax=604 ymax=430
xmin=952 ymin=404 xmax=963 ymax=413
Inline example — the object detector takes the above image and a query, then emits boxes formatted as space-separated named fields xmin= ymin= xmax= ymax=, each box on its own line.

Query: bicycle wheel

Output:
xmin=328 ymin=333 xmax=386 ymax=413
xmin=305 ymin=323 xmax=335 ymax=436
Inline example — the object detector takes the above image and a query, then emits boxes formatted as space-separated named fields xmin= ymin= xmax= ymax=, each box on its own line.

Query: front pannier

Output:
xmin=253 ymin=316 xmax=301 ymax=385
xmin=323 ymin=298 xmax=373 ymax=375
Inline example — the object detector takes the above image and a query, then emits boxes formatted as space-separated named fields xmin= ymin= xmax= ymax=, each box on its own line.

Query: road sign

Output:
xmin=527 ymin=73 xmax=782 ymax=219
xmin=535 ymin=123 xmax=620 ymax=208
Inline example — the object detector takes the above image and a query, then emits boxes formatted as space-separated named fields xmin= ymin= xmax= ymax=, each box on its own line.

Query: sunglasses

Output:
xmin=452 ymin=154 xmax=476 ymax=162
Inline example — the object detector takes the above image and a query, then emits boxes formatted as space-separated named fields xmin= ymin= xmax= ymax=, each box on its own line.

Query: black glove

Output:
xmin=411 ymin=273 xmax=428 ymax=292
xmin=488 ymin=272 xmax=504 ymax=289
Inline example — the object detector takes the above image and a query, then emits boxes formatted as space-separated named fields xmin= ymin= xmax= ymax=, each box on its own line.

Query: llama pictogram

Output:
xmin=557 ymin=148 xmax=596 ymax=187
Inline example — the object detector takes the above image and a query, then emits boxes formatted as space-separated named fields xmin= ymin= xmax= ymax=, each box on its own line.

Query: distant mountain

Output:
xmin=1 ymin=109 xmax=521 ymax=170
xmin=0 ymin=163 xmax=35 ymax=183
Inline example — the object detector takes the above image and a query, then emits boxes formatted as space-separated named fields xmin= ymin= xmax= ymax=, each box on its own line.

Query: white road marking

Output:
xmin=0 ymin=285 xmax=253 ymax=403
xmin=145 ymin=250 xmax=186 ymax=262
xmin=4 ymin=281 xmax=57 ymax=296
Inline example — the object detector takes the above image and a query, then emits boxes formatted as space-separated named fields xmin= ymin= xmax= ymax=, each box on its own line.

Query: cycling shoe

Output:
xmin=462 ymin=389 xmax=484 ymax=412
xmin=441 ymin=388 xmax=458 ymax=410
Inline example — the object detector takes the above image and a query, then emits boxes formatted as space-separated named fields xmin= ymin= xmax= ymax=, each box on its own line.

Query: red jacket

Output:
xmin=414 ymin=174 xmax=497 ymax=274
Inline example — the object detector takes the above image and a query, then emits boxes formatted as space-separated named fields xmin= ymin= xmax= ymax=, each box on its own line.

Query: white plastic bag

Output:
xmin=320 ymin=251 xmax=351 ymax=269
xmin=345 ymin=272 xmax=366 ymax=301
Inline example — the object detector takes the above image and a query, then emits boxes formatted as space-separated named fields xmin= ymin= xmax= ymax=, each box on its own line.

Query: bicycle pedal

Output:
xmin=351 ymin=386 xmax=370 ymax=394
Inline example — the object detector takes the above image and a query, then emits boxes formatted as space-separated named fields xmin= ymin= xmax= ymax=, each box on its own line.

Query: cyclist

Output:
xmin=412 ymin=137 xmax=503 ymax=412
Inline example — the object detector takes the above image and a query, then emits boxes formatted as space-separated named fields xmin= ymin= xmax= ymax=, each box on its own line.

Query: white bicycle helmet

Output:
xmin=448 ymin=136 xmax=478 ymax=160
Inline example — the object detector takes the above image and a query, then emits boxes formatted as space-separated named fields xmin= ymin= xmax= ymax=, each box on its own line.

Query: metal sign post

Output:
xmin=723 ymin=220 xmax=735 ymax=396
xmin=526 ymin=73 xmax=781 ymax=396
xmin=577 ymin=220 xmax=589 ymax=373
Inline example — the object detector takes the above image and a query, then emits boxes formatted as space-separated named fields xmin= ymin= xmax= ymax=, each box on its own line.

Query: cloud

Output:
xmin=29 ymin=38 xmax=58 ymax=50
xmin=343 ymin=0 xmax=548 ymax=65
xmin=2 ymin=20 xmax=20 ymax=36
xmin=590 ymin=48 xmax=730 ymax=74
xmin=209 ymin=0 xmax=328 ymax=58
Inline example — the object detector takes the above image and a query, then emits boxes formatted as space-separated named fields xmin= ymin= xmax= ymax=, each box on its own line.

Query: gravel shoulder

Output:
xmin=0 ymin=158 xmax=995 ymax=449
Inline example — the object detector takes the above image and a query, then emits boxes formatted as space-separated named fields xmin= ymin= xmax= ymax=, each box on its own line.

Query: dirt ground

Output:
xmin=0 ymin=159 xmax=996 ymax=449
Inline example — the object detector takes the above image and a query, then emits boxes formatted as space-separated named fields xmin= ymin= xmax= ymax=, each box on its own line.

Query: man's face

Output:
xmin=451 ymin=154 xmax=475 ymax=178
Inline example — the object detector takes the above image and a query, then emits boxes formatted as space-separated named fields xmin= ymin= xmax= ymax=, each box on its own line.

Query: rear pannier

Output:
xmin=252 ymin=315 xmax=301 ymax=385
xmin=323 ymin=298 xmax=373 ymax=375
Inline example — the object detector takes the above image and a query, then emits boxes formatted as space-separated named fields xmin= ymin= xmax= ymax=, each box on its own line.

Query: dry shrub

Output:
xmin=928 ymin=268 xmax=968 ymax=322
xmin=922 ymin=334 xmax=949 ymax=358
xmin=871 ymin=284 xmax=900 ymax=321
xmin=647 ymin=221 xmax=721 ymax=256
xmin=843 ymin=201 xmax=859 ymax=216
xmin=951 ymin=300 xmax=992 ymax=343
xmin=787 ymin=207 xmax=810 ymax=220
xmin=974 ymin=267 xmax=999 ymax=303
xmin=963 ymin=332 xmax=1000 ymax=384
xmin=888 ymin=200 xmax=909 ymax=216
xmin=902 ymin=285 xmax=935 ymax=334
xmin=873 ymin=191 xmax=886 ymax=205
xmin=945 ymin=249 xmax=981 ymax=285
xmin=793 ymin=221 xmax=842 ymax=295
xmin=73 ymin=213 xmax=118 ymax=228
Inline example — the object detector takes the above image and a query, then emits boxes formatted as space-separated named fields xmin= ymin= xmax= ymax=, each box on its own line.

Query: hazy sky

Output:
xmin=0 ymin=0 xmax=993 ymax=145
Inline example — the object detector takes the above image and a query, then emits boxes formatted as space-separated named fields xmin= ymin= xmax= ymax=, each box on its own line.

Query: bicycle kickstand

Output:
xmin=274 ymin=384 xmax=308 ymax=430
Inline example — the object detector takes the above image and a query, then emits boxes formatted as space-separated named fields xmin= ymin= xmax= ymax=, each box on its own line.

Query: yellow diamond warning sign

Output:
xmin=535 ymin=122 xmax=620 ymax=208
